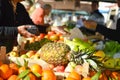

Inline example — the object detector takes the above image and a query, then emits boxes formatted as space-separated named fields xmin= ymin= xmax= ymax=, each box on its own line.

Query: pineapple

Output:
xmin=68 ymin=49 xmax=103 ymax=71
xmin=39 ymin=42 xmax=71 ymax=66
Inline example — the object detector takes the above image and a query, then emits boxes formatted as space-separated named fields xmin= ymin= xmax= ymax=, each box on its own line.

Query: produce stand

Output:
xmin=0 ymin=26 xmax=120 ymax=80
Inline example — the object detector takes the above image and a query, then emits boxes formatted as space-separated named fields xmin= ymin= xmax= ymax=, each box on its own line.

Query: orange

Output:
xmin=8 ymin=75 xmax=20 ymax=80
xmin=0 ymin=64 xmax=13 ymax=79
xmin=0 ymin=77 xmax=3 ymax=80
xmin=82 ymin=77 xmax=91 ymax=80
xmin=99 ymin=73 xmax=107 ymax=80
xmin=9 ymin=63 xmax=19 ymax=74
xmin=0 ymin=61 xmax=3 ymax=66
xmin=28 ymin=73 xmax=37 ymax=80
xmin=30 ymin=64 xmax=42 ymax=75
xmin=104 ymin=70 xmax=111 ymax=76
xmin=89 ymin=70 xmax=96 ymax=77
xmin=110 ymin=71 xmax=119 ymax=79
xmin=41 ymin=70 xmax=56 ymax=80
xmin=68 ymin=71 xmax=81 ymax=80
xmin=18 ymin=66 xmax=26 ymax=74
xmin=66 ymin=77 xmax=78 ymax=80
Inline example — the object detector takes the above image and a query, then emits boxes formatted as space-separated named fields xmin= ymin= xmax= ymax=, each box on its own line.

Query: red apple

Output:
xmin=48 ymin=31 xmax=56 ymax=36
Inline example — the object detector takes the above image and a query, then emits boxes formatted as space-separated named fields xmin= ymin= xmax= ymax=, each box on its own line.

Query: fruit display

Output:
xmin=1 ymin=29 xmax=120 ymax=80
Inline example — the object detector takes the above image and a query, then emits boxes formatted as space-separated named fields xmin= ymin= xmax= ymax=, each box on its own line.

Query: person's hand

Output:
xmin=17 ymin=25 xmax=35 ymax=38
xmin=83 ymin=20 xmax=97 ymax=30
xmin=51 ymin=26 xmax=69 ymax=35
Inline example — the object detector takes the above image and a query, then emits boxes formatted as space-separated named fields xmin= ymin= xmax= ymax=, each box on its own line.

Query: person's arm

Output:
xmin=0 ymin=27 xmax=18 ymax=38
xmin=96 ymin=24 xmax=120 ymax=42
xmin=0 ymin=25 xmax=35 ymax=38
xmin=84 ymin=20 xmax=120 ymax=42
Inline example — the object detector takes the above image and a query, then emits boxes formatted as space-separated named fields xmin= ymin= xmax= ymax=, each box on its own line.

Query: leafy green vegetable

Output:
xmin=24 ymin=38 xmax=52 ymax=50
xmin=103 ymin=40 xmax=120 ymax=57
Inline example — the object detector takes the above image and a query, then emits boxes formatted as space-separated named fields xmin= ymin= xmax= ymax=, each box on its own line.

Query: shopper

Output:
xmin=0 ymin=0 xmax=64 ymax=53
xmin=31 ymin=4 xmax=52 ymax=25
xmin=88 ymin=1 xmax=105 ymax=25
xmin=83 ymin=0 xmax=120 ymax=43
xmin=83 ymin=19 xmax=120 ymax=43
xmin=109 ymin=0 xmax=120 ymax=30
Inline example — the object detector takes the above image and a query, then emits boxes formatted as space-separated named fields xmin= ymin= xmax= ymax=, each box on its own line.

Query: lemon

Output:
xmin=93 ymin=50 xmax=106 ymax=61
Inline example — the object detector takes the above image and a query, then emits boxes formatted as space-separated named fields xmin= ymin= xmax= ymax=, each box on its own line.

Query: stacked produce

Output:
xmin=5 ymin=29 xmax=120 ymax=80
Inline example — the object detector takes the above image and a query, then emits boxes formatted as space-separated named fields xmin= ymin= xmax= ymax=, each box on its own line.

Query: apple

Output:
xmin=26 ymin=50 xmax=36 ymax=58
xmin=9 ymin=51 xmax=19 ymax=57
xmin=49 ymin=34 xmax=59 ymax=41
xmin=20 ymin=54 xmax=28 ymax=58
xmin=44 ymin=35 xmax=49 ymax=39
xmin=31 ymin=53 xmax=41 ymax=59
xmin=59 ymin=36 xmax=64 ymax=41
xmin=48 ymin=31 xmax=56 ymax=36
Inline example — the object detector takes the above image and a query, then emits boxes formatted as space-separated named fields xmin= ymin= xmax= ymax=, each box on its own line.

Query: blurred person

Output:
xmin=76 ymin=15 xmax=84 ymax=28
xmin=83 ymin=20 xmax=120 ymax=42
xmin=109 ymin=1 xmax=120 ymax=30
xmin=81 ymin=1 xmax=105 ymax=36
xmin=88 ymin=1 xmax=105 ymax=25
xmin=31 ymin=4 xmax=52 ymax=26
xmin=29 ymin=0 xmax=41 ymax=15
xmin=83 ymin=0 xmax=120 ymax=42
xmin=0 ymin=0 xmax=66 ymax=53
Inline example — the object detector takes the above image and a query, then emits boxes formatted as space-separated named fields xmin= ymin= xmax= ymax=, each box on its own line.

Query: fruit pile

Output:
xmin=6 ymin=29 xmax=120 ymax=80
xmin=26 ymin=30 xmax=64 ymax=43
xmin=0 ymin=60 xmax=120 ymax=80
xmin=0 ymin=61 xmax=57 ymax=80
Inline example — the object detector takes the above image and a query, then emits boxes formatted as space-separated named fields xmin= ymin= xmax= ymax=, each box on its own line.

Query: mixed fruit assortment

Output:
xmin=3 ymin=30 xmax=120 ymax=80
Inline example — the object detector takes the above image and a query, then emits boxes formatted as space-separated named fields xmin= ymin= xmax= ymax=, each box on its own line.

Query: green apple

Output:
xmin=9 ymin=51 xmax=19 ymax=57
xmin=20 ymin=54 xmax=28 ymax=58
xmin=31 ymin=54 xmax=40 ymax=59
xmin=26 ymin=50 xmax=35 ymax=58
xmin=49 ymin=34 xmax=59 ymax=41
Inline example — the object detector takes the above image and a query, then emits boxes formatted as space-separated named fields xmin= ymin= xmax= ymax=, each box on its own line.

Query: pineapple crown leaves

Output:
xmin=69 ymin=49 xmax=104 ymax=71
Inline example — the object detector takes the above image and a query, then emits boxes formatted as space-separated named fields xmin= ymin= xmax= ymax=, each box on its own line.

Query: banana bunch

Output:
xmin=102 ymin=57 xmax=120 ymax=70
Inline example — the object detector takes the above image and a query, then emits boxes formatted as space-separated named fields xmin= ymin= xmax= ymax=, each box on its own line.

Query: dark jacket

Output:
xmin=96 ymin=19 xmax=120 ymax=43
xmin=0 ymin=0 xmax=46 ymax=52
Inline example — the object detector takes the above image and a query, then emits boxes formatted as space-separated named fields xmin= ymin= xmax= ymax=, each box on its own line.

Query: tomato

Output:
xmin=49 ymin=34 xmax=59 ymax=41
xmin=39 ymin=33 xmax=45 ymax=39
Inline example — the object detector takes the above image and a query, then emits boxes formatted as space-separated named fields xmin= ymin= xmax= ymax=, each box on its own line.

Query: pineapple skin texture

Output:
xmin=39 ymin=42 xmax=71 ymax=66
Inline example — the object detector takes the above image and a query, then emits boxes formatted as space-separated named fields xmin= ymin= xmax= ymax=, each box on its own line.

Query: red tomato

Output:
xmin=39 ymin=33 xmax=45 ymax=39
